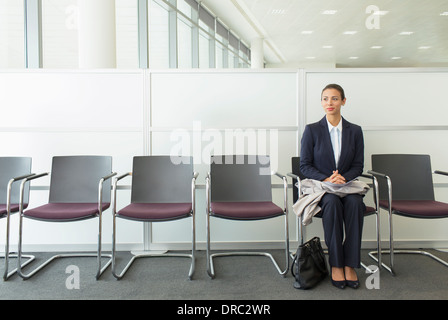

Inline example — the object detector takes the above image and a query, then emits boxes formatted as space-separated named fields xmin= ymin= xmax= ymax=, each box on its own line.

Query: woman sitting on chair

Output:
xmin=300 ymin=84 xmax=365 ymax=289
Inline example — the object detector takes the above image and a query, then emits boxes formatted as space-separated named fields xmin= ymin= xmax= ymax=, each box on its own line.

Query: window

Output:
xmin=42 ymin=0 xmax=78 ymax=68
xmin=149 ymin=0 xmax=170 ymax=68
xmin=0 ymin=0 xmax=25 ymax=68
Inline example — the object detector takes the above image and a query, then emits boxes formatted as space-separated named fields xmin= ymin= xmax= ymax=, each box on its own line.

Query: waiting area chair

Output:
xmin=0 ymin=157 xmax=35 ymax=280
xmin=112 ymin=156 xmax=197 ymax=280
xmin=206 ymin=155 xmax=289 ymax=279
xmin=17 ymin=155 xmax=116 ymax=280
xmin=288 ymin=157 xmax=381 ymax=271
xmin=368 ymin=154 xmax=448 ymax=275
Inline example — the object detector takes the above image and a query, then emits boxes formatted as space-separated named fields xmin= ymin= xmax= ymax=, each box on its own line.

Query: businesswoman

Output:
xmin=300 ymin=84 xmax=365 ymax=289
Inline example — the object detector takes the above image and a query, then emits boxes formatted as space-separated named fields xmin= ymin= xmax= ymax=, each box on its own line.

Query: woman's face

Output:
xmin=321 ymin=88 xmax=346 ymax=117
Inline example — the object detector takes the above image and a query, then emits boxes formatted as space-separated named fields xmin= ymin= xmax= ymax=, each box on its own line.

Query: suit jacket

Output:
xmin=300 ymin=116 xmax=364 ymax=182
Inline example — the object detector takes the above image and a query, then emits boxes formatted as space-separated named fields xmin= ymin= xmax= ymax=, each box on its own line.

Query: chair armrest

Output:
xmin=19 ymin=172 xmax=50 ymax=211
xmin=6 ymin=173 xmax=36 ymax=214
xmin=272 ymin=172 xmax=288 ymax=212
xmin=112 ymin=173 xmax=132 ymax=214
xmin=191 ymin=172 xmax=199 ymax=211
xmin=102 ymin=172 xmax=118 ymax=181
xmin=367 ymin=170 xmax=388 ymax=179
xmin=287 ymin=172 xmax=300 ymax=180
xmin=98 ymin=172 xmax=117 ymax=213
xmin=205 ymin=172 xmax=211 ymax=213
xmin=434 ymin=170 xmax=448 ymax=177
xmin=367 ymin=170 xmax=393 ymax=213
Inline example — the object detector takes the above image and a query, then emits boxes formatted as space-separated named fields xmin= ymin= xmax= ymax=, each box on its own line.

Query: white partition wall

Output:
xmin=0 ymin=70 xmax=147 ymax=252
xmin=0 ymin=68 xmax=447 ymax=252
xmin=148 ymin=70 xmax=300 ymax=250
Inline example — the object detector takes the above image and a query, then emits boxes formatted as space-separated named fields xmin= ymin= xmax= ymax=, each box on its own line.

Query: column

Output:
xmin=78 ymin=0 xmax=116 ymax=68
xmin=250 ymin=37 xmax=264 ymax=69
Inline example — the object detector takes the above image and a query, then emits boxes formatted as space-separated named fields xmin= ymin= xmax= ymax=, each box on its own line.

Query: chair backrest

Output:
xmin=371 ymin=154 xmax=434 ymax=201
xmin=291 ymin=157 xmax=306 ymax=203
xmin=49 ymin=156 xmax=113 ymax=203
xmin=210 ymin=155 xmax=272 ymax=202
xmin=131 ymin=156 xmax=193 ymax=203
xmin=0 ymin=157 xmax=32 ymax=205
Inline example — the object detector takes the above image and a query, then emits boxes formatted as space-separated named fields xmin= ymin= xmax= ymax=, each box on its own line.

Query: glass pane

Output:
xmin=177 ymin=17 xmax=192 ymax=68
xmin=115 ymin=0 xmax=138 ymax=68
xmin=0 ymin=0 xmax=25 ymax=68
xmin=42 ymin=0 xmax=78 ymax=68
xmin=149 ymin=0 xmax=169 ymax=68
xmin=199 ymin=29 xmax=210 ymax=68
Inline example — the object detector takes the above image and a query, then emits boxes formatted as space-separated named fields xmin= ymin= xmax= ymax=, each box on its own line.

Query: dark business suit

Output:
xmin=300 ymin=116 xmax=365 ymax=268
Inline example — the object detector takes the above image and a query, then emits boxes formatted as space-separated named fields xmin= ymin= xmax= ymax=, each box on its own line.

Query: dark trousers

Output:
xmin=319 ymin=193 xmax=365 ymax=268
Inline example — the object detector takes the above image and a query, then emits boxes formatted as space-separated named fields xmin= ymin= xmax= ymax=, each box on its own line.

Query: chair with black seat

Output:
xmin=0 ymin=157 xmax=35 ymax=280
xmin=112 ymin=156 xmax=198 ymax=280
xmin=288 ymin=156 xmax=381 ymax=271
xmin=368 ymin=154 xmax=448 ymax=276
xmin=206 ymin=155 xmax=289 ymax=279
xmin=17 ymin=155 xmax=116 ymax=280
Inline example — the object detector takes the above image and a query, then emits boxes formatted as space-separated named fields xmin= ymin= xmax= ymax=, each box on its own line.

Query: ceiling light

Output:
xmin=391 ymin=57 xmax=402 ymax=60
xmin=343 ymin=31 xmax=357 ymax=35
xmin=322 ymin=45 xmax=333 ymax=49
xmin=271 ymin=9 xmax=286 ymax=15
xmin=440 ymin=12 xmax=448 ymax=16
xmin=418 ymin=46 xmax=431 ymax=49
xmin=349 ymin=57 xmax=359 ymax=60
xmin=371 ymin=46 xmax=383 ymax=49
xmin=322 ymin=10 xmax=337 ymax=15
xmin=301 ymin=31 xmax=313 ymax=34
xmin=305 ymin=56 xmax=316 ymax=59
xmin=399 ymin=31 xmax=414 ymax=35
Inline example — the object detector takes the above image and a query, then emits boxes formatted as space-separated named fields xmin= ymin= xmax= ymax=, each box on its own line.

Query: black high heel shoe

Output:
xmin=331 ymin=278 xmax=346 ymax=289
xmin=345 ymin=268 xmax=360 ymax=289
xmin=330 ymin=267 xmax=346 ymax=289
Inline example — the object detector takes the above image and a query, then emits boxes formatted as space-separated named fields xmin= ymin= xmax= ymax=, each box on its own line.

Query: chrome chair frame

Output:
xmin=111 ymin=171 xmax=198 ymax=280
xmin=2 ymin=173 xmax=36 ymax=280
xmin=206 ymin=170 xmax=290 ymax=279
xmin=367 ymin=169 xmax=448 ymax=276
xmin=288 ymin=171 xmax=382 ymax=273
xmin=17 ymin=171 xmax=116 ymax=280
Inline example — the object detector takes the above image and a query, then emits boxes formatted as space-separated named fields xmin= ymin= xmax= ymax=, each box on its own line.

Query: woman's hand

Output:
xmin=324 ymin=170 xmax=346 ymax=184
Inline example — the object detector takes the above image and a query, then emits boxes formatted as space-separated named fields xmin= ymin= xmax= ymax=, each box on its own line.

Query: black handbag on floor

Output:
xmin=291 ymin=237 xmax=328 ymax=289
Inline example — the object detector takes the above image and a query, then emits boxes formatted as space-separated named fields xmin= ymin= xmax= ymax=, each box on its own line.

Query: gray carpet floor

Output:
xmin=1 ymin=249 xmax=447 ymax=301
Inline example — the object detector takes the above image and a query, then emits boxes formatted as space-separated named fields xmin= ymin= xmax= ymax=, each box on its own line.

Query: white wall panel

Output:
xmin=0 ymin=70 xmax=146 ymax=252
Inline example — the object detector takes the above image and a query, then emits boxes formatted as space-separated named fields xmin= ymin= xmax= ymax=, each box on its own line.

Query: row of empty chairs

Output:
xmin=0 ymin=155 xmax=288 ymax=281
xmin=1 ymin=154 xmax=447 ymax=281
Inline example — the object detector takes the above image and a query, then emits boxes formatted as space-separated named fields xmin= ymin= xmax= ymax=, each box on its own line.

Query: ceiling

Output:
xmin=200 ymin=0 xmax=448 ymax=68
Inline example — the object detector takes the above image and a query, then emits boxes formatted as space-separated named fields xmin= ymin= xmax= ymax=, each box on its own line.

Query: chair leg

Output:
xmin=112 ymin=214 xmax=196 ymax=280
xmin=206 ymin=212 xmax=289 ymax=279
xmin=368 ymin=209 xmax=396 ymax=276
xmin=17 ymin=214 xmax=112 ymax=280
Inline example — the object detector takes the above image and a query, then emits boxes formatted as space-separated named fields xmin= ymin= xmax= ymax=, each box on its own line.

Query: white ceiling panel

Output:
xmin=201 ymin=0 xmax=448 ymax=67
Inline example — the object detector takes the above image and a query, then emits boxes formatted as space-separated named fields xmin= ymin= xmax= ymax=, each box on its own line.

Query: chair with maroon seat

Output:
xmin=288 ymin=157 xmax=381 ymax=272
xmin=0 ymin=157 xmax=35 ymax=280
xmin=205 ymin=155 xmax=289 ymax=279
xmin=111 ymin=156 xmax=198 ymax=280
xmin=368 ymin=154 xmax=448 ymax=276
xmin=17 ymin=156 xmax=116 ymax=280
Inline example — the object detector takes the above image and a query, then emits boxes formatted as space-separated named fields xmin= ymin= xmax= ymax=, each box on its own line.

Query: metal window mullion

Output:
xmin=138 ymin=0 xmax=149 ymax=69
xmin=24 ymin=0 xmax=42 ymax=68
xmin=191 ymin=4 xmax=199 ymax=68
xmin=168 ymin=0 xmax=177 ymax=68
